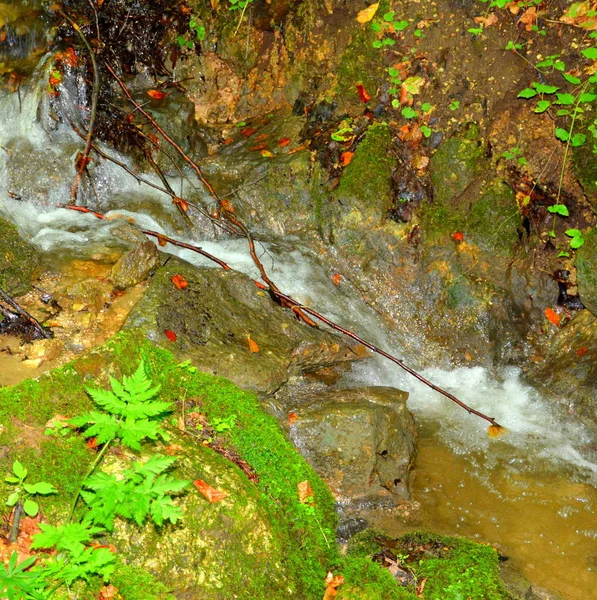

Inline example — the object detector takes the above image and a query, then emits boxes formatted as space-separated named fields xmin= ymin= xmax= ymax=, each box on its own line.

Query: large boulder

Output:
xmin=287 ymin=387 xmax=416 ymax=505
xmin=122 ymin=257 xmax=366 ymax=393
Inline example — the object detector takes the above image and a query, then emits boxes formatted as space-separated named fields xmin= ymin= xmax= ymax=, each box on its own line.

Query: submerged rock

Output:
xmin=287 ymin=387 xmax=415 ymax=505
xmin=122 ymin=257 xmax=365 ymax=393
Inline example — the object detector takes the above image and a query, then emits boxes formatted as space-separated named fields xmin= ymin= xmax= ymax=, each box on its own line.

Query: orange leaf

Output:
xmin=331 ymin=273 xmax=342 ymax=286
xmin=147 ymin=89 xmax=167 ymax=100
xmin=356 ymin=83 xmax=371 ymax=103
xmin=451 ymin=231 xmax=464 ymax=241
xmin=278 ymin=137 xmax=291 ymax=147
xmin=488 ymin=425 xmax=506 ymax=438
xmin=248 ymin=334 xmax=260 ymax=353
xmin=287 ymin=144 xmax=306 ymax=155
xmin=339 ymin=152 xmax=354 ymax=167
xmin=544 ymin=307 xmax=561 ymax=327
xmin=249 ymin=143 xmax=267 ymax=151
xmin=223 ymin=137 xmax=234 ymax=145
xmin=253 ymin=133 xmax=269 ymax=142
xmin=171 ymin=274 xmax=188 ymax=290
xmin=193 ymin=479 xmax=228 ymax=503
xmin=254 ymin=280 xmax=267 ymax=290
xmin=164 ymin=329 xmax=177 ymax=341
xmin=173 ymin=197 xmax=189 ymax=212
xmin=261 ymin=149 xmax=274 ymax=158
xmin=288 ymin=412 xmax=298 ymax=425
xmin=99 ymin=584 xmax=122 ymax=600
xmin=163 ymin=443 xmax=184 ymax=455
xmin=221 ymin=199 xmax=235 ymax=213
xmin=241 ymin=127 xmax=257 ymax=136
xmin=156 ymin=234 xmax=168 ymax=247
xmin=86 ymin=437 xmax=98 ymax=449
xmin=297 ymin=480 xmax=314 ymax=504
xmin=323 ymin=572 xmax=345 ymax=600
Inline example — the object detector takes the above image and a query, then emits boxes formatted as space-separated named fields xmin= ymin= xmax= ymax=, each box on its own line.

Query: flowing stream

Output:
xmin=1 ymin=48 xmax=596 ymax=599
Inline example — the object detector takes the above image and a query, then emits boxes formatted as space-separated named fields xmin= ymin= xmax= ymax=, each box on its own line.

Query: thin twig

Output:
xmin=0 ymin=287 xmax=53 ymax=339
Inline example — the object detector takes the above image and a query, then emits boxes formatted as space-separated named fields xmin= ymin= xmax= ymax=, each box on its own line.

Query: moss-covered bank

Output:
xmin=0 ymin=331 xmax=512 ymax=598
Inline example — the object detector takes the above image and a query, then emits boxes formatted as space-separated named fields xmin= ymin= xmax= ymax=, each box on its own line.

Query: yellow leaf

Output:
xmin=356 ymin=2 xmax=379 ymax=24
xmin=488 ymin=424 xmax=506 ymax=438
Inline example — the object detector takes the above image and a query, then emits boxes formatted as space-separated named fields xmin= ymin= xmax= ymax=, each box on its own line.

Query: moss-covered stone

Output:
xmin=572 ymin=112 xmax=597 ymax=211
xmin=335 ymin=123 xmax=394 ymax=224
xmin=576 ymin=228 xmax=597 ymax=316
xmin=0 ymin=216 xmax=40 ymax=295
xmin=343 ymin=530 xmax=513 ymax=600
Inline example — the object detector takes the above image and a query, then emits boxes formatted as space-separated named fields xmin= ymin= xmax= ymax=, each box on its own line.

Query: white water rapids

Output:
xmin=1 ymin=62 xmax=596 ymax=598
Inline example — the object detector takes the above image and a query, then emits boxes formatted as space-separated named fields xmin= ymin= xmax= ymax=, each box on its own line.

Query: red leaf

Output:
xmin=331 ymin=273 xmax=342 ymax=286
xmin=86 ymin=437 xmax=98 ymax=449
xmin=147 ymin=89 xmax=167 ymax=100
xmin=544 ymin=307 xmax=561 ymax=327
xmin=164 ymin=329 xmax=177 ymax=341
xmin=451 ymin=231 xmax=464 ymax=241
xmin=193 ymin=479 xmax=228 ymax=503
xmin=241 ymin=127 xmax=257 ymax=136
xmin=340 ymin=152 xmax=354 ymax=167
xmin=278 ymin=137 xmax=291 ymax=147
xmin=171 ymin=274 xmax=188 ymax=290
xmin=577 ymin=347 xmax=588 ymax=357
xmin=356 ymin=83 xmax=371 ymax=103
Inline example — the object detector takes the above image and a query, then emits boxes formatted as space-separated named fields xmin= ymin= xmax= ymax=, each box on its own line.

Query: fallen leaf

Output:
xmin=241 ymin=127 xmax=257 ymax=136
xmin=278 ymin=137 xmax=291 ymax=147
xmin=173 ymin=197 xmax=189 ymax=212
xmin=221 ymin=199 xmax=235 ymax=213
xmin=223 ymin=137 xmax=234 ymax=145
xmin=163 ymin=444 xmax=184 ymax=455
xmin=193 ymin=479 xmax=228 ymax=503
xmin=248 ymin=334 xmax=260 ymax=353
xmin=44 ymin=414 xmax=70 ymax=430
xmin=488 ymin=424 xmax=506 ymax=438
xmin=288 ymin=412 xmax=298 ymax=425
xmin=74 ymin=152 xmax=91 ymax=172
xmin=416 ymin=577 xmax=427 ymax=598
xmin=451 ymin=231 xmax=464 ymax=241
xmin=250 ymin=143 xmax=267 ymax=151
xmin=356 ymin=2 xmax=379 ymax=23
xmin=356 ymin=83 xmax=371 ymax=103
xmin=398 ymin=123 xmax=422 ymax=146
xmin=287 ymin=144 xmax=307 ymax=155
xmin=171 ymin=274 xmax=188 ymax=290
xmin=474 ymin=12 xmax=498 ymax=27
xmin=297 ymin=480 xmax=314 ymax=504
xmin=561 ymin=2 xmax=597 ymax=30
xmin=164 ymin=329 xmax=178 ymax=342
xmin=412 ymin=155 xmax=429 ymax=170
xmin=544 ymin=307 xmax=561 ymax=327
xmin=99 ymin=584 xmax=122 ymax=600
xmin=518 ymin=7 xmax=537 ymax=30
xmin=402 ymin=76 xmax=426 ymax=95
xmin=331 ymin=273 xmax=342 ymax=286
xmin=339 ymin=152 xmax=354 ymax=167
xmin=577 ymin=346 xmax=588 ymax=357
xmin=261 ymin=149 xmax=274 ymax=157
xmin=156 ymin=234 xmax=168 ymax=247
xmin=323 ymin=572 xmax=345 ymax=600
xmin=253 ymin=280 xmax=268 ymax=290
xmin=147 ymin=89 xmax=167 ymax=100
xmin=86 ymin=437 xmax=98 ymax=449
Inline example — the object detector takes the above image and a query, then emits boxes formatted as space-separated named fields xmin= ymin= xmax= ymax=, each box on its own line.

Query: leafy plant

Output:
xmin=176 ymin=15 xmax=206 ymax=50
xmin=5 ymin=461 xmax=57 ymax=518
xmin=228 ymin=0 xmax=255 ymax=36
xmin=565 ymin=228 xmax=586 ymax=249
xmin=0 ymin=552 xmax=46 ymax=600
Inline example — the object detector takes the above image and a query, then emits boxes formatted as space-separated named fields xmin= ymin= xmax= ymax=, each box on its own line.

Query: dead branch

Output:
xmin=57 ymin=204 xmax=502 ymax=428
xmin=0 ymin=287 xmax=53 ymax=340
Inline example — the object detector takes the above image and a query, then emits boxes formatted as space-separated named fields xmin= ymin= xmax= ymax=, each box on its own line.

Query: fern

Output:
xmin=70 ymin=361 xmax=172 ymax=450
xmin=81 ymin=454 xmax=189 ymax=529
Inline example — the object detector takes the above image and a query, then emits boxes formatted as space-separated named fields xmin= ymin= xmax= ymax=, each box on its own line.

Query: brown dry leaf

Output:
xmin=163 ymin=444 xmax=184 ymax=455
xmin=412 ymin=155 xmax=429 ymax=170
xmin=248 ymin=334 xmax=260 ymax=353
xmin=561 ymin=2 xmax=597 ymax=30
xmin=488 ymin=424 xmax=506 ymax=438
xmin=156 ymin=234 xmax=168 ymax=247
xmin=519 ymin=7 xmax=537 ymax=30
xmin=356 ymin=2 xmax=379 ymax=23
xmin=323 ymin=572 xmax=345 ymax=600
xmin=44 ymin=414 xmax=70 ymax=429
xmin=416 ymin=577 xmax=427 ymax=598
xmin=177 ymin=414 xmax=186 ymax=431
xmin=193 ymin=479 xmax=228 ymax=503
xmin=297 ymin=480 xmax=314 ymax=504
xmin=474 ymin=13 xmax=498 ymax=27
xmin=99 ymin=584 xmax=122 ymax=599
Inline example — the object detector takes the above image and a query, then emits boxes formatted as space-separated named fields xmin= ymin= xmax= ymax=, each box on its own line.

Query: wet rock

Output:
xmin=287 ymin=387 xmax=415 ymax=505
xmin=122 ymin=257 xmax=365 ymax=393
xmin=499 ymin=562 xmax=563 ymax=600
xmin=576 ymin=228 xmax=597 ymax=316
xmin=0 ymin=216 xmax=40 ymax=296
xmin=109 ymin=241 xmax=161 ymax=290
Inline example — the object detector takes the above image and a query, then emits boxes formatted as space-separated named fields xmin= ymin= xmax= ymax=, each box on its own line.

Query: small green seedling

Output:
xmin=449 ymin=100 xmax=460 ymax=111
xmin=211 ymin=414 xmax=237 ymax=433
xmin=5 ymin=461 xmax=57 ymax=517
xmin=565 ymin=228 xmax=585 ymax=249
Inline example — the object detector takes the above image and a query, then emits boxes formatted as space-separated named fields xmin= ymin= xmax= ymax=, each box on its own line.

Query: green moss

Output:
xmin=335 ymin=122 xmax=394 ymax=222
xmin=576 ymin=227 xmax=597 ymax=315
xmin=0 ymin=217 xmax=40 ymax=295
xmin=344 ymin=530 xmax=512 ymax=600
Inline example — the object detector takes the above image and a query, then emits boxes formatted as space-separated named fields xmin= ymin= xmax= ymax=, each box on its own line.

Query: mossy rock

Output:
xmin=335 ymin=122 xmax=394 ymax=224
xmin=343 ymin=530 xmax=513 ymax=600
xmin=572 ymin=111 xmax=597 ymax=211
xmin=0 ymin=216 xmax=40 ymax=295
xmin=575 ymin=228 xmax=597 ymax=316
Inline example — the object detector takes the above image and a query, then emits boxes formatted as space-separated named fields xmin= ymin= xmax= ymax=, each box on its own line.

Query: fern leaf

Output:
xmin=71 ymin=412 xmax=120 ymax=445
xmin=132 ymin=454 xmax=177 ymax=477
xmin=31 ymin=523 xmax=104 ymax=555
xmin=119 ymin=419 xmax=168 ymax=450
xmin=85 ymin=387 xmax=128 ymax=416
